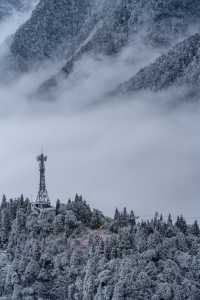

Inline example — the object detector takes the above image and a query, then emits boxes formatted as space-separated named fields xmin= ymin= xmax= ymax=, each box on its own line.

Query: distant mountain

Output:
xmin=115 ymin=33 xmax=200 ymax=93
xmin=10 ymin=0 xmax=200 ymax=73
xmin=10 ymin=0 xmax=92 ymax=70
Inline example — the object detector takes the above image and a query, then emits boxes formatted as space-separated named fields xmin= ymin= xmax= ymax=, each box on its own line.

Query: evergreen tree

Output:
xmin=191 ymin=220 xmax=200 ymax=236
xmin=1 ymin=194 xmax=7 ymax=209
xmin=56 ymin=199 xmax=61 ymax=215
xmin=175 ymin=215 xmax=187 ymax=234
xmin=114 ymin=208 xmax=120 ymax=221
xmin=1 ymin=206 xmax=11 ymax=245
xmin=129 ymin=210 xmax=136 ymax=231
xmin=167 ymin=213 xmax=173 ymax=225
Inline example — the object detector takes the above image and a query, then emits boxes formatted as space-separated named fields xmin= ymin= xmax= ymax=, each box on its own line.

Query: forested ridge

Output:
xmin=0 ymin=195 xmax=200 ymax=299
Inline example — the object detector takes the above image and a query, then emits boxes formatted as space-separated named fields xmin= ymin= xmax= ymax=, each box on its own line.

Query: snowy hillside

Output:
xmin=10 ymin=0 xmax=200 ymax=74
xmin=10 ymin=0 xmax=92 ymax=70
xmin=0 ymin=195 xmax=200 ymax=299
xmin=115 ymin=33 xmax=200 ymax=93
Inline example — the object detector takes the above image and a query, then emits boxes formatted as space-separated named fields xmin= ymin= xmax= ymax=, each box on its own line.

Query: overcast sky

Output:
xmin=0 ymin=4 xmax=200 ymax=222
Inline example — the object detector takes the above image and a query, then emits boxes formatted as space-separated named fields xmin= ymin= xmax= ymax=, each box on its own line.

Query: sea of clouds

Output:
xmin=0 ymin=2 xmax=200 ymax=222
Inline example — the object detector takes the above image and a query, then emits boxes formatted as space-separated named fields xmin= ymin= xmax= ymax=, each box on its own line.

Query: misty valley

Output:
xmin=1 ymin=0 xmax=200 ymax=299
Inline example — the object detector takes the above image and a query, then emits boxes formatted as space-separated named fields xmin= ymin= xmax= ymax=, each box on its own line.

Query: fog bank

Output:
xmin=0 ymin=5 xmax=200 ymax=222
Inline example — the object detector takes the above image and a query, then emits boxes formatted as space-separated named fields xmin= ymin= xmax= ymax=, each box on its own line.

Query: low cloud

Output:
xmin=0 ymin=7 xmax=200 ymax=222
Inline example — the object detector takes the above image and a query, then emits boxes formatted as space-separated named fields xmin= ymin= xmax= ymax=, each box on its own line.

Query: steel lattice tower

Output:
xmin=35 ymin=153 xmax=51 ymax=208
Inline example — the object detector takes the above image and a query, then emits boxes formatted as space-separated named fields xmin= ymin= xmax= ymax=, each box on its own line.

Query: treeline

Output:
xmin=0 ymin=194 xmax=106 ymax=249
xmin=0 ymin=195 xmax=200 ymax=299
xmin=0 ymin=194 xmax=31 ymax=247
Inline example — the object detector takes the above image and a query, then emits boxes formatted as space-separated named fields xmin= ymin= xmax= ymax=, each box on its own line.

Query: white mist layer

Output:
xmin=0 ymin=4 xmax=200 ymax=222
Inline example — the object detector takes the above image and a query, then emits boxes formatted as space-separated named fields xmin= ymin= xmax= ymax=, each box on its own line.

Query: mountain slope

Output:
xmin=10 ymin=0 xmax=200 ymax=73
xmin=10 ymin=0 xmax=92 ymax=70
xmin=115 ymin=33 xmax=200 ymax=93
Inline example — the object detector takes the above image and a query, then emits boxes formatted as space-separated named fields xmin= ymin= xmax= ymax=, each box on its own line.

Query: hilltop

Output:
xmin=0 ymin=194 xmax=200 ymax=299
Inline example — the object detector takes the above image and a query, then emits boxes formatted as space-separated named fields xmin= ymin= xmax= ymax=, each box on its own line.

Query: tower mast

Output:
xmin=35 ymin=153 xmax=51 ymax=209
